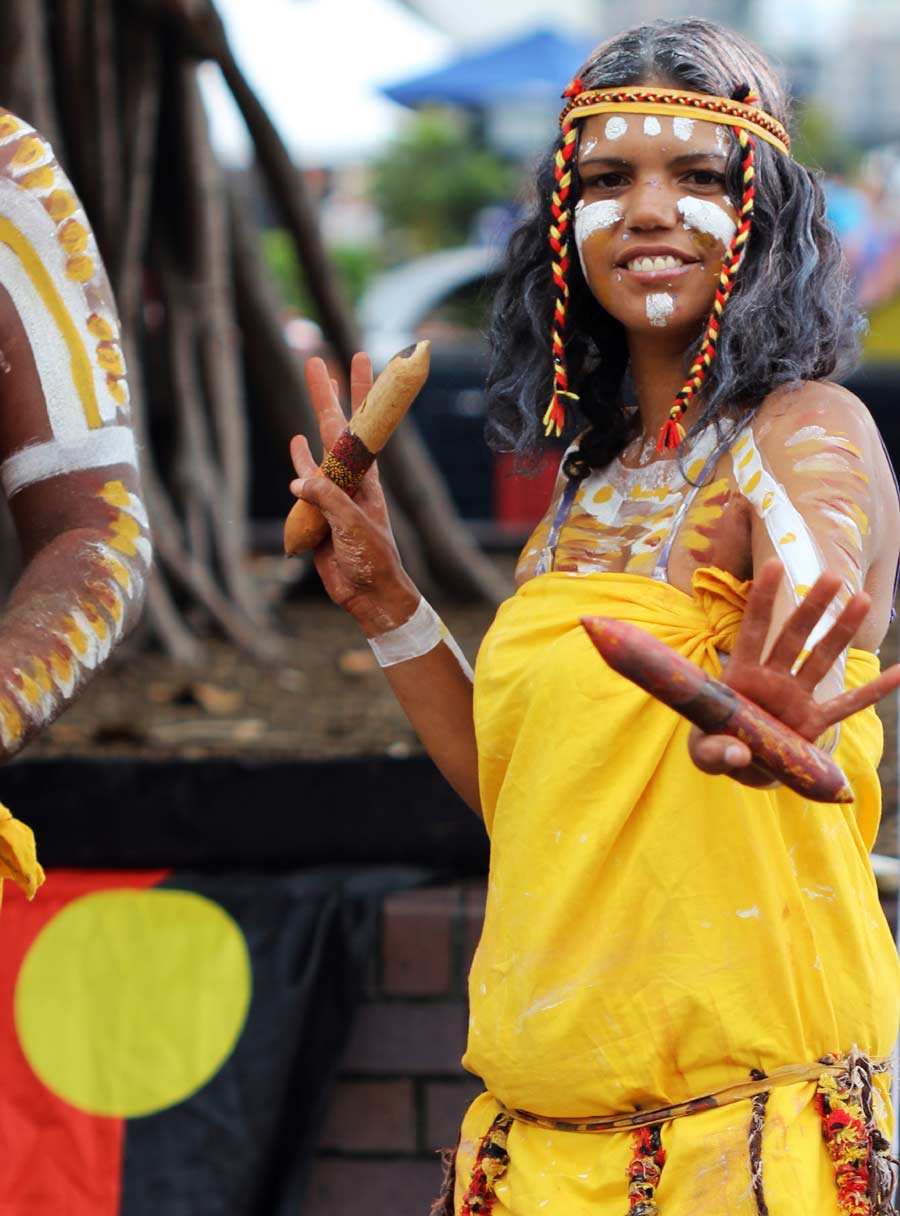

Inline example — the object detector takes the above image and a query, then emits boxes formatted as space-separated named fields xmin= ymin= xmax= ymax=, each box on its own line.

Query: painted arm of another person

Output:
xmin=690 ymin=383 xmax=900 ymax=784
xmin=289 ymin=354 xmax=481 ymax=816
xmin=0 ymin=113 xmax=150 ymax=760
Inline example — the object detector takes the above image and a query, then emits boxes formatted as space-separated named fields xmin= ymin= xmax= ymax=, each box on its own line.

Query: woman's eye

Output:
xmin=684 ymin=170 xmax=726 ymax=187
xmin=583 ymin=172 xmax=628 ymax=189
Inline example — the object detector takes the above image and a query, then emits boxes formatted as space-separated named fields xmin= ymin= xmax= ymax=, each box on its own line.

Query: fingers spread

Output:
xmin=764 ymin=572 xmax=843 ymax=673
xmin=820 ymin=662 xmax=900 ymax=727
xmin=795 ymin=591 xmax=871 ymax=690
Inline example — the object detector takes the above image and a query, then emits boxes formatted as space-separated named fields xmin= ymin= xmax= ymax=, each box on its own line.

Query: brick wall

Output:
xmin=306 ymin=879 xmax=487 ymax=1216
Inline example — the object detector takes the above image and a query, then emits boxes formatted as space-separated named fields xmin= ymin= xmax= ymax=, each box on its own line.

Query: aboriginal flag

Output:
xmin=0 ymin=756 xmax=484 ymax=1213
xmin=0 ymin=864 xmax=408 ymax=1213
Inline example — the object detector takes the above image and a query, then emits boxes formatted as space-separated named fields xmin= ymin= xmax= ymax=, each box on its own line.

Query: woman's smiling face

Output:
xmin=573 ymin=112 xmax=738 ymax=337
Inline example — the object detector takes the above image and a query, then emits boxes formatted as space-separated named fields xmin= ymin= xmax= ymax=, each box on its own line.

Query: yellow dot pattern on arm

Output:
xmin=99 ymin=554 xmax=132 ymax=592
xmin=30 ymin=659 xmax=54 ymax=694
xmin=58 ymin=219 xmax=88 ymax=254
xmin=80 ymin=601 xmax=108 ymax=640
xmin=87 ymin=314 xmax=115 ymax=341
xmin=16 ymin=669 xmax=42 ymax=707
xmin=0 ymin=698 xmax=22 ymax=745
xmin=99 ymin=479 xmax=132 ymax=508
xmin=11 ymin=137 xmax=47 ymax=169
xmin=779 ymin=532 xmax=797 ymax=544
xmin=46 ymin=190 xmax=76 ymax=222
xmin=106 ymin=375 xmax=127 ymax=406
xmin=65 ymin=253 xmax=94 ymax=283
xmin=49 ymin=650 xmax=73 ymax=687
xmin=0 ymin=216 xmax=100 ymax=426
xmin=96 ymin=343 xmax=124 ymax=376
xmin=62 ymin=616 xmax=89 ymax=658
xmin=20 ymin=166 xmax=54 ymax=191
xmin=743 ymin=470 xmax=762 ymax=494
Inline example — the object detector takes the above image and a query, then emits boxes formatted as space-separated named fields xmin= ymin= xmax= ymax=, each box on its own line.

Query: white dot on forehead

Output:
xmin=643 ymin=116 xmax=662 ymax=136
xmin=673 ymin=117 xmax=695 ymax=142
xmin=605 ymin=116 xmax=627 ymax=140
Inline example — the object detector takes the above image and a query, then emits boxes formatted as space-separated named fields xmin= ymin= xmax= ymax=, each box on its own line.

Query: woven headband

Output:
xmin=559 ymin=86 xmax=791 ymax=155
xmin=544 ymin=82 xmax=791 ymax=451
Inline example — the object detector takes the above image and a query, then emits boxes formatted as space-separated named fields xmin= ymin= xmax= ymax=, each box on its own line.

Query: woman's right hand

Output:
xmin=289 ymin=352 xmax=419 ymax=636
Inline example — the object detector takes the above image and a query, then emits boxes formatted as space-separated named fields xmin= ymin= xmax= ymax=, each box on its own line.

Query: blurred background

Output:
xmin=0 ymin=2 xmax=899 ymax=1213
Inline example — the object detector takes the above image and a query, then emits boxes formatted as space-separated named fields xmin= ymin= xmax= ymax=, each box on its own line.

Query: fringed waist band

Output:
xmin=495 ymin=1052 xmax=893 ymax=1134
xmin=437 ymin=1051 xmax=898 ymax=1216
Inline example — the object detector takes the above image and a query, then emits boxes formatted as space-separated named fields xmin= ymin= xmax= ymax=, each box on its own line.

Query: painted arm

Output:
xmin=735 ymin=384 xmax=896 ymax=697
xmin=290 ymin=354 xmax=481 ymax=815
xmin=0 ymin=112 xmax=150 ymax=759
xmin=689 ymin=383 xmax=900 ymax=784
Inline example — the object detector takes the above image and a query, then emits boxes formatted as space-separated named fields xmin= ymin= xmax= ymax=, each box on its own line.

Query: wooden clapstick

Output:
xmin=581 ymin=615 xmax=853 ymax=803
xmin=284 ymin=341 xmax=430 ymax=556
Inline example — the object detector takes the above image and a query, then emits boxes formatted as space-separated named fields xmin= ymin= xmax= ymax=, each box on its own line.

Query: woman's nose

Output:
xmin=625 ymin=180 xmax=676 ymax=231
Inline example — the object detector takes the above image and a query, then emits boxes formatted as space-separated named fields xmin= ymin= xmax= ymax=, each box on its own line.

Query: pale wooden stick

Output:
xmin=284 ymin=341 xmax=430 ymax=556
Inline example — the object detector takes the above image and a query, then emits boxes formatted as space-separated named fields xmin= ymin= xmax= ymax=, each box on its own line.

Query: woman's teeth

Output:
xmin=627 ymin=255 xmax=684 ymax=271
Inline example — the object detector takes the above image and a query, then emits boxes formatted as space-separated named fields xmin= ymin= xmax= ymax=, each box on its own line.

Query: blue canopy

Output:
xmin=381 ymin=27 xmax=596 ymax=109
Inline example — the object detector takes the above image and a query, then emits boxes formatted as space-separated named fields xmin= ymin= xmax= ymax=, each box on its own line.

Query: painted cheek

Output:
xmin=573 ymin=199 xmax=622 ymax=279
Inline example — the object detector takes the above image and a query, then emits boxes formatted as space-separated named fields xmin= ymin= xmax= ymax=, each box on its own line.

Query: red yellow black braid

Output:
xmin=543 ymin=118 xmax=580 ymax=438
xmin=657 ymin=116 xmax=757 ymax=451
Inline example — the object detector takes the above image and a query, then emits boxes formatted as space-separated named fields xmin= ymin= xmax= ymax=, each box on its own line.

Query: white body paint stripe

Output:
xmin=574 ymin=200 xmax=624 ymax=275
xmin=730 ymin=427 xmax=832 ymax=646
xmin=677 ymin=196 xmax=737 ymax=246
xmin=0 ymin=177 xmax=116 ymax=434
xmin=0 ymin=426 xmax=137 ymax=496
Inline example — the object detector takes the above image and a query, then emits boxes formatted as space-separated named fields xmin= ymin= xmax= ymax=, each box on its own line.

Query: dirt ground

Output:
xmin=20 ymin=551 xmax=900 ymax=856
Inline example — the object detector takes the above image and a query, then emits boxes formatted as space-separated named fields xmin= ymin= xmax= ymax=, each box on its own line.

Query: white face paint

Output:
xmin=677 ymin=196 xmax=737 ymax=247
xmin=646 ymin=292 xmax=674 ymax=327
xmin=604 ymin=116 xmax=627 ymax=141
xmin=573 ymin=199 xmax=623 ymax=272
xmin=579 ymin=134 xmax=598 ymax=157
xmin=673 ymin=117 xmax=695 ymax=142
xmin=643 ymin=116 xmax=661 ymax=136
xmin=715 ymin=124 xmax=731 ymax=154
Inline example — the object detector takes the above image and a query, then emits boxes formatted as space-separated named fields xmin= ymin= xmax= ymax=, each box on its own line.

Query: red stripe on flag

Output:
xmin=0 ymin=869 xmax=168 ymax=1215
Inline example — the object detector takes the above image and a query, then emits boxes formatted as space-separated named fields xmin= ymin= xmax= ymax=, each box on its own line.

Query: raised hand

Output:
xmin=289 ymin=352 xmax=418 ymax=634
xmin=689 ymin=559 xmax=900 ymax=787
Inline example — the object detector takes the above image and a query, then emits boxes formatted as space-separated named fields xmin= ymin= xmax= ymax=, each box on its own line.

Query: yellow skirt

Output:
xmin=454 ymin=567 xmax=900 ymax=1213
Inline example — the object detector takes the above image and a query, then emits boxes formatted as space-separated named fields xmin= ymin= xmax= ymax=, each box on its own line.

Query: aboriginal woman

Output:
xmin=290 ymin=18 xmax=900 ymax=1216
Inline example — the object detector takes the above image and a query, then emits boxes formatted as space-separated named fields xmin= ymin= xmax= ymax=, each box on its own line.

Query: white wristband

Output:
xmin=367 ymin=596 xmax=473 ymax=678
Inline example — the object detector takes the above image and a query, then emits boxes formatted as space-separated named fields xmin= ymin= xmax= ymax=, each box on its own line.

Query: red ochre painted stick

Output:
xmin=580 ymin=616 xmax=853 ymax=804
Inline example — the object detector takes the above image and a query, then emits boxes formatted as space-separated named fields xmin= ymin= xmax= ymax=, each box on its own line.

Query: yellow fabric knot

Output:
xmin=0 ymin=802 xmax=45 ymax=902
xmin=690 ymin=565 xmax=751 ymax=654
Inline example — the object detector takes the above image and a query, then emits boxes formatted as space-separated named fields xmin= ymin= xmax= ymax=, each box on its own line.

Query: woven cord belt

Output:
xmin=495 ymin=1054 xmax=894 ymax=1134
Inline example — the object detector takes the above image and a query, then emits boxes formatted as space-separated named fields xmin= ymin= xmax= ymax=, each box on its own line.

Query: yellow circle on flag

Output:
xmin=15 ymin=888 xmax=251 ymax=1118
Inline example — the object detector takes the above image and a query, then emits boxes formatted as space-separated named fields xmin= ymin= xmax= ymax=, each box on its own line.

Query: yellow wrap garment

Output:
xmin=455 ymin=567 xmax=899 ymax=1215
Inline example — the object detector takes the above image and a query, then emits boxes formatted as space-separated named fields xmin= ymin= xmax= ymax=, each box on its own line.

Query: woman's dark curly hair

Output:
xmin=485 ymin=18 xmax=864 ymax=472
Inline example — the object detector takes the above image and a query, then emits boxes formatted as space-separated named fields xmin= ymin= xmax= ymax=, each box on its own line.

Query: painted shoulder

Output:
xmin=0 ymin=108 xmax=128 ymax=420
xmin=751 ymin=380 xmax=879 ymax=453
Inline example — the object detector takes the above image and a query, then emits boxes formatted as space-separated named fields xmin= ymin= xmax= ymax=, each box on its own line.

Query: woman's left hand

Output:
xmin=689 ymin=558 xmax=900 ymax=787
